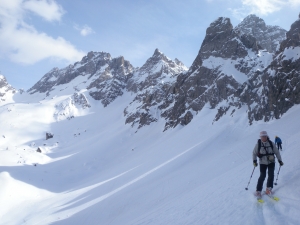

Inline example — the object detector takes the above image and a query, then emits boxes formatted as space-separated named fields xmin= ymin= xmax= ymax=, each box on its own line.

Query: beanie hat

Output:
xmin=260 ymin=131 xmax=268 ymax=137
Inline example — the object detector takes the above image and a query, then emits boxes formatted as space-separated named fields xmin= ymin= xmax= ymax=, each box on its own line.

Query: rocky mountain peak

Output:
xmin=0 ymin=74 xmax=6 ymax=83
xmin=235 ymin=14 xmax=286 ymax=53
xmin=135 ymin=49 xmax=187 ymax=78
xmin=0 ymin=75 xmax=8 ymax=89
xmin=238 ymin=14 xmax=266 ymax=29
xmin=149 ymin=48 xmax=169 ymax=63
xmin=153 ymin=48 xmax=164 ymax=57
xmin=0 ymin=74 xmax=15 ymax=104
xmin=207 ymin=17 xmax=233 ymax=35
xmin=190 ymin=16 xmax=262 ymax=73
xmin=82 ymin=51 xmax=112 ymax=63
xmin=0 ymin=75 xmax=14 ymax=90
xmin=189 ymin=17 xmax=234 ymax=71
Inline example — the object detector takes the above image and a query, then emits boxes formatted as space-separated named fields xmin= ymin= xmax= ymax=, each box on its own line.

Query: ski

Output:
xmin=257 ymin=198 xmax=264 ymax=203
xmin=254 ymin=192 xmax=264 ymax=203
xmin=264 ymin=192 xmax=279 ymax=201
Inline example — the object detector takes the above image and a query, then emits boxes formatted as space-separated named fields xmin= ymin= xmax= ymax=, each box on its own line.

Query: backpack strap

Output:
xmin=257 ymin=139 xmax=262 ymax=158
xmin=268 ymin=139 xmax=273 ymax=151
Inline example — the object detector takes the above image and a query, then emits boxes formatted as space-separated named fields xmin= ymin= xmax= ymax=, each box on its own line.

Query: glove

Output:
xmin=278 ymin=160 xmax=284 ymax=166
xmin=253 ymin=160 xmax=258 ymax=167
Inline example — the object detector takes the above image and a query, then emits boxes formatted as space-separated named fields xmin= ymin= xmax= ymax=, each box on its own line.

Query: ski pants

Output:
xmin=256 ymin=163 xmax=275 ymax=192
xmin=277 ymin=143 xmax=282 ymax=150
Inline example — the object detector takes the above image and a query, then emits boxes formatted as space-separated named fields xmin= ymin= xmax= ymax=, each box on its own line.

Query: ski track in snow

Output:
xmin=0 ymin=93 xmax=300 ymax=225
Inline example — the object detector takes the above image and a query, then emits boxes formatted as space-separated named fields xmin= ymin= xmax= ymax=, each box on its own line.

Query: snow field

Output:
xmin=0 ymin=93 xmax=300 ymax=224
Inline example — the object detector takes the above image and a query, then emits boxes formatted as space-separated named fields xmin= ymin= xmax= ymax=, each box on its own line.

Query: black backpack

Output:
xmin=257 ymin=138 xmax=274 ymax=158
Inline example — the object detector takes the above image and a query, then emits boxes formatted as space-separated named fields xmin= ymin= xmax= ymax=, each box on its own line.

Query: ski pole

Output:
xmin=245 ymin=166 xmax=256 ymax=190
xmin=274 ymin=165 xmax=281 ymax=185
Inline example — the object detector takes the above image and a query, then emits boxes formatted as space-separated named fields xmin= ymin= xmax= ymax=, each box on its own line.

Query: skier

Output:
xmin=275 ymin=136 xmax=282 ymax=150
xmin=253 ymin=131 xmax=284 ymax=198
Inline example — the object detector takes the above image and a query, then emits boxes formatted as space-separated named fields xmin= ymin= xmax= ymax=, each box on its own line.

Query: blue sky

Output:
xmin=0 ymin=0 xmax=299 ymax=89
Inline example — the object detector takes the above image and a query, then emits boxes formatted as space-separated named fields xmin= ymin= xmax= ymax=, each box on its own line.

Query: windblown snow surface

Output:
xmin=0 ymin=90 xmax=300 ymax=225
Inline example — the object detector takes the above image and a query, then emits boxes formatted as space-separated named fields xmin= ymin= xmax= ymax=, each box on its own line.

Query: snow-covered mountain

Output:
xmin=1 ymin=14 xmax=300 ymax=225
xmin=28 ymin=51 xmax=134 ymax=107
xmin=0 ymin=74 xmax=16 ymax=105
xmin=23 ymin=15 xmax=297 ymax=131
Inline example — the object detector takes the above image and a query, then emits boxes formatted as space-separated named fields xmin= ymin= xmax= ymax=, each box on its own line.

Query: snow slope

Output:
xmin=0 ymin=91 xmax=300 ymax=225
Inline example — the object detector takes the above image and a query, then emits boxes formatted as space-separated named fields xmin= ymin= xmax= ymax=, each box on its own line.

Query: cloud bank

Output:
xmin=0 ymin=0 xmax=84 ymax=65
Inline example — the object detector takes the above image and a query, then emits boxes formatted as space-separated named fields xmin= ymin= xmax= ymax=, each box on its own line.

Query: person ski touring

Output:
xmin=253 ymin=131 xmax=284 ymax=198
xmin=275 ymin=136 xmax=282 ymax=150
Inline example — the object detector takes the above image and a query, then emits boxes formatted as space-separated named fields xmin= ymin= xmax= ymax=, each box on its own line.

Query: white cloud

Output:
xmin=2 ymin=27 xmax=84 ymax=64
xmin=229 ymin=0 xmax=300 ymax=20
xmin=22 ymin=0 xmax=65 ymax=22
xmin=242 ymin=0 xmax=285 ymax=15
xmin=74 ymin=24 xmax=95 ymax=36
xmin=0 ymin=0 xmax=84 ymax=65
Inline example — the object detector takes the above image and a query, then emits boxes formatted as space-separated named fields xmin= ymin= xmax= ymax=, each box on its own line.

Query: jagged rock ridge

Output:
xmin=24 ymin=14 xmax=300 ymax=131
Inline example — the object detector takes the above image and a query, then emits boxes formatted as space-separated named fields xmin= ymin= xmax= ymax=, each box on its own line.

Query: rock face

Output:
xmin=28 ymin=52 xmax=134 ymax=107
xmin=0 ymin=75 xmax=16 ymax=104
xmin=244 ymin=15 xmax=300 ymax=123
xmin=124 ymin=49 xmax=188 ymax=128
xmin=88 ymin=54 xmax=134 ymax=106
xmin=46 ymin=133 xmax=53 ymax=140
xmin=235 ymin=14 xmax=287 ymax=53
